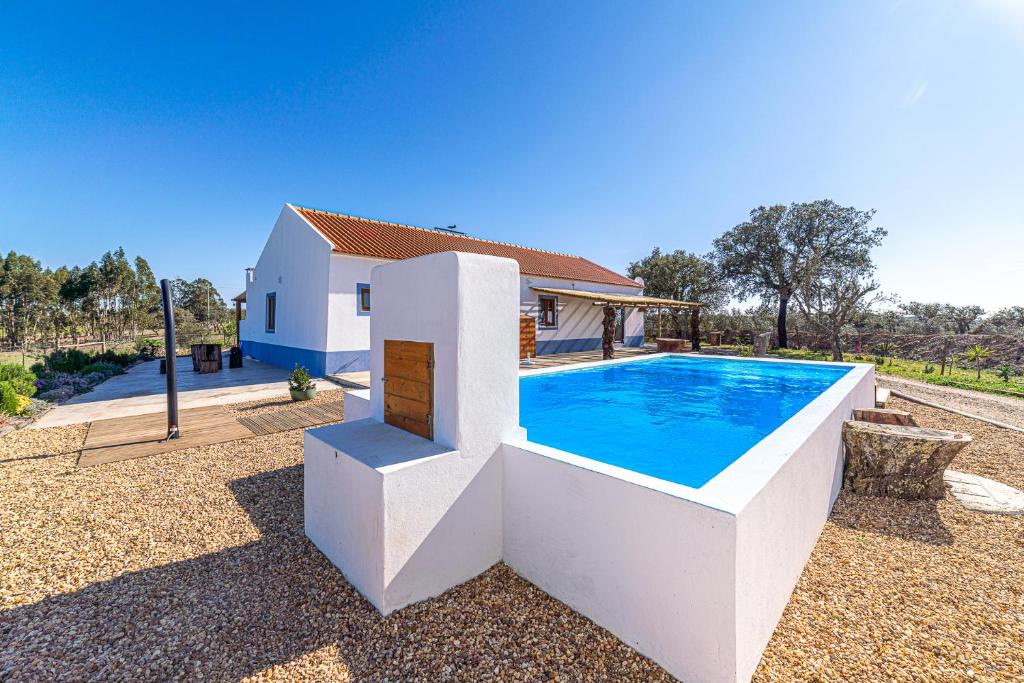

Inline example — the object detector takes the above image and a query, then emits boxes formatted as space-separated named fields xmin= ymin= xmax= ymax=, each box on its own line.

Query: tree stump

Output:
xmin=602 ymin=306 xmax=616 ymax=360
xmin=853 ymin=407 xmax=917 ymax=427
xmin=842 ymin=421 xmax=971 ymax=499
xmin=753 ymin=331 xmax=771 ymax=357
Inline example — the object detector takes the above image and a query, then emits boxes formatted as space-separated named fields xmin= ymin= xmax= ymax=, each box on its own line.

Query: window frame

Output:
xmin=537 ymin=295 xmax=558 ymax=329
xmin=356 ymin=283 xmax=371 ymax=316
xmin=265 ymin=292 xmax=276 ymax=333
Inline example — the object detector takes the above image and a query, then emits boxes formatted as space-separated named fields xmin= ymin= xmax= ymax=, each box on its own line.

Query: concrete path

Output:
xmin=33 ymin=357 xmax=332 ymax=428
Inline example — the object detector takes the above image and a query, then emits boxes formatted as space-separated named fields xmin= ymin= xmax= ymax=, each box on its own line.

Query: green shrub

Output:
xmin=0 ymin=381 xmax=19 ymax=415
xmin=40 ymin=348 xmax=140 ymax=375
xmin=923 ymin=364 xmax=935 ymax=374
xmin=80 ymin=362 xmax=123 ymax=378
xmin=93 ymin=349 xmax=139 ymax=366
xmin=874 ymin=356 xmax=885 ymax=366
xmin=44 ymin=349 xmax=92 ymax=374
xmin=0 ymin=363 xmax=37 ymax=397
xmin=288 ymin=364 xmax=313 ymax=391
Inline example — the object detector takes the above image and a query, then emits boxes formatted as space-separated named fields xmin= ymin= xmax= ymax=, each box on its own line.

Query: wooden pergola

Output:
xmin=231 ymin=291 xmax=246 ymax=347
xmin=529 ymin=286 xmax=702 ymax=360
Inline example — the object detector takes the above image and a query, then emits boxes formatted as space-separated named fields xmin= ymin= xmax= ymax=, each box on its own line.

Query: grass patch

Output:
xmin=705 ymin=345 xmax=1024 ymax=399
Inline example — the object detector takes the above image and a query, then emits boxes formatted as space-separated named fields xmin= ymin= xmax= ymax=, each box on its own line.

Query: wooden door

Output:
xmin=383 ymin=340 xmax=434 ymax=440
xmin=519 ymin=315 xmax=536 ymax=359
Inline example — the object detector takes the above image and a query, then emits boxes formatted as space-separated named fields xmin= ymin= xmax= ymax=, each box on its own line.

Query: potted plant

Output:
xmin=288 ymin=364 xmax=316 ymax=401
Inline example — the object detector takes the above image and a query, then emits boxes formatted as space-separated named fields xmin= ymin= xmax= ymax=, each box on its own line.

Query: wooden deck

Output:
xmin=520 ymin=346 xmax=653 ymax=370
xmin=238 ymin=402 xmax=344 ymax=436
xmin=78 ymin=400 xmax=344 ymax=468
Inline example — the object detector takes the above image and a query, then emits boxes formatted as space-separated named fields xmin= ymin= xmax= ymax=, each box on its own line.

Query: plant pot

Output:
xmin=290 ymin=386 xmax=316 ymax=401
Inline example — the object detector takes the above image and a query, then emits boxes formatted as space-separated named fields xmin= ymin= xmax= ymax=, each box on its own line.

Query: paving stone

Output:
xmin=944 ymin=469 xmax=1024 ymax=515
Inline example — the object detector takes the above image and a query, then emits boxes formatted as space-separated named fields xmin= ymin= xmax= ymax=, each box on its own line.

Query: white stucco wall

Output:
xmin=306 ymin=251 xmax=522 ymax=614
xmin=326 ymin=253 xmax=390 ymax=352
xmin=369 ymin=252 xmax=524 ymax=453
xmin=732 ymin=364 xmax=875 ymax=681
xmin=504 ymin=354 xmax=874 ymax=682
xmin=243 ymin=205 xmax=333 ymax=353
xmin=519 ymin=274 xmax=644 ymax=352
xmin=503 ymin=440 xmax=739 ymax=682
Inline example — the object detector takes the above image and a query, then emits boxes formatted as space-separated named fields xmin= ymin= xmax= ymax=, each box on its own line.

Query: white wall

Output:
xmin=242 ymin=204 xmax=333 ymax=352
xmin=327 ymin=253 xmax=391 ymax=352
xmin=370 ymin=251 xmax=523 ymax=453
xmin=519 ymin=274 xmax=644 ymax=352
xmin=307 ymin=251 xmax=522 ymax=615
xmin=732 ymin=365 xmax=875 ymax=681
xmin=503 ymin=440 xmax=739 ymax=682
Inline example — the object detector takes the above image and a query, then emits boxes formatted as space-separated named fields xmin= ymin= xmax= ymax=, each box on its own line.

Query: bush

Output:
xmin=93 ymin=349 xmax=139 ymax=367
xmin=923 ymin=364 xmax=935 ymax=374
xmin=38 ymin=348 xmax=140 ymax=375
xmin=0 ymin=363 xmax=37 ymax=397
xmin=288 ymin=364 xmax=313 ymax=391
xmin=43 ymin=349 xmax=92 ymax=374
xmin=80 ymin=362 xmax=123 ymax=378
xmin=0 ymin=382 xmax=19 ymax=415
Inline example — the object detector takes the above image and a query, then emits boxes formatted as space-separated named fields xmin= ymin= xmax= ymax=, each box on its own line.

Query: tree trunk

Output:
xmin=602 ymin=306 xmax=616 ymax=360
xmin=689 ymin=308 xmax=701 ymax=352
xmin=777 ymin=296 xmax=789 ymax=348
xmin=831 ymin=333 xmax=843 ymax=361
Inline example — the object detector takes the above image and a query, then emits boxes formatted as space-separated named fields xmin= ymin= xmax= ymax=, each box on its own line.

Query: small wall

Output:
xmin=503 ymin=357 xmax=874 ymax=683
xmin=306 ymin=251 xmax=522 ymax=614
xmin=343 ymin=389 xmax=371 ymax=421
xmin=732 ymin=364 xmax=875 ymax=680
xmin=503 ymin=440 xmax=739 ymax=682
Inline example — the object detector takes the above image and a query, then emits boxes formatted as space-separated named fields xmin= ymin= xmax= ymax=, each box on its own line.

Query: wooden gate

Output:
xmin=383 ymin=340 xmax=434 ymax=440
xmin=519 ymin=315 xmax=536 ymax=360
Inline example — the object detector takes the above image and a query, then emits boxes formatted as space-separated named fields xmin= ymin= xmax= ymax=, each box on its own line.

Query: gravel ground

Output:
xmin=878 ymin=374 xmax=1024 ymax=429
xmin=1 ymin=389 xmax=1022 ymax=681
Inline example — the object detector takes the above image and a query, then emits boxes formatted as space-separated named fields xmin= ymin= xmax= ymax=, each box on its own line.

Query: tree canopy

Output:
xmin=711 ymin=200 xmax=886 ymax=347
xmin=626 ymin=248 xmax=728 ymax=310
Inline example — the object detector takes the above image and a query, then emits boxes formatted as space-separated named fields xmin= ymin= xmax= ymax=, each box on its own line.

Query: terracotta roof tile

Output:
xmin=292 ymin=205 xmax=640 ymax=289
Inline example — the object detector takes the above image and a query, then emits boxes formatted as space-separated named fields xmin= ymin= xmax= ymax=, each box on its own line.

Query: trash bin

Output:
xmin=229 ymin=346 xmax=243 ymax=369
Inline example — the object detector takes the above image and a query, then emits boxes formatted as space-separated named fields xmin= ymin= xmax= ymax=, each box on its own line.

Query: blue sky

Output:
xmin=2 ymin=1 xmax=1022 ymax=308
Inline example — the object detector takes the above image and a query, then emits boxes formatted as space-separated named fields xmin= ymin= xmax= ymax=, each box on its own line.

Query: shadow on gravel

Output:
xmin=828 ymin=490 xmax=954 ymax=546
xmin=0 ymin=464 xmax=668 ymax=681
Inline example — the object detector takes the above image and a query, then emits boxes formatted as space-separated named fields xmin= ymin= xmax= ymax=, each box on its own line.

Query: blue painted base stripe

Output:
xmin=625 ymin=335 xmax=644 ymax=347
xmin=536 ymin=337 xmax=601 ymax=355
xmin=241 ymin=339 xmax=369 ymax=374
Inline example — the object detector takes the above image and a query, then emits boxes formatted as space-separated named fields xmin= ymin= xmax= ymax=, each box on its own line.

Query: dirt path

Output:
xmin=877 ymin=374 xmax=1024 ymax=430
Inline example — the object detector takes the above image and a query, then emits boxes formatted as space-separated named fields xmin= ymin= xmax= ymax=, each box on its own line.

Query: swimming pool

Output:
xmin=519 ymin=355 xmax=853 ymax=488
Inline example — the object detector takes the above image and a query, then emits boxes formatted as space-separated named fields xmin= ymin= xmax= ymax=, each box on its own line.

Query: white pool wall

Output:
xmin=502 ymin=439 xmax=740 ymax=681
xmin=506 ymin=355 xmax=874 ymax=682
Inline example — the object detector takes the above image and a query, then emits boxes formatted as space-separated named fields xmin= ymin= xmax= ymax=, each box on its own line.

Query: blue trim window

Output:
xmin=356 ymin=283 xmax=371 ymax=316
xmin=265 ymin=292 xmax=276 ymax=333
xmin=538 ymin=295 xmax=558 ymax=329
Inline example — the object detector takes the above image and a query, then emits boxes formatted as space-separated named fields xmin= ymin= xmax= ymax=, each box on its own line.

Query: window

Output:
xmin=356 ymin=283 xmax=371 ymax=315
xmin=265 ymin=292 xmax=276 ymax=333
xmin=538 ymin=295 xmax=557 ymax=329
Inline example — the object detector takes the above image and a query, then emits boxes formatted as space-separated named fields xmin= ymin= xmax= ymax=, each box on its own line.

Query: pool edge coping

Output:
xmin=512 ymin=352 xmax=874 ymax=516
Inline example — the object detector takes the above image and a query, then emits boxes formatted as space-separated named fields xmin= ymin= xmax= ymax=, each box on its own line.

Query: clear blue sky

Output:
xmin=2 ymin=1 xmax=1022 ymax=308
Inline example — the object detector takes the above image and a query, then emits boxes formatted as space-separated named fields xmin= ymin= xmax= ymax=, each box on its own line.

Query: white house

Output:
xmin=239 ymin=203 xmax=646 ymax=374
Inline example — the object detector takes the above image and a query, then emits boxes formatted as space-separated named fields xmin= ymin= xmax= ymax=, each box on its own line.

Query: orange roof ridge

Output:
xmin=289 ymin=203 xmax=640 ymax=289
xmin=291 ymin=204 xmax=582 ymax=259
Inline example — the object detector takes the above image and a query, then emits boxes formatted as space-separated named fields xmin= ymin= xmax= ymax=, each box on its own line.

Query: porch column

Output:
xmin=602 ymin=305 xmax=616 ymax=360
xmin=234 ymin=299 xmax=242 ymax=347
xmin=689 ymin=307 xmax=701 ymax=352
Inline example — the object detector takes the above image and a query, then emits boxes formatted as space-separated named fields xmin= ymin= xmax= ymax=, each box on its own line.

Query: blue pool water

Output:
xmin=519 ymin=356 xmax=852 ymax=488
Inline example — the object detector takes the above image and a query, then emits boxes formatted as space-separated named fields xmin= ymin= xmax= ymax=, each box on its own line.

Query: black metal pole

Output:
xmin=160 ymin=279 xmax=180 ymax=439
